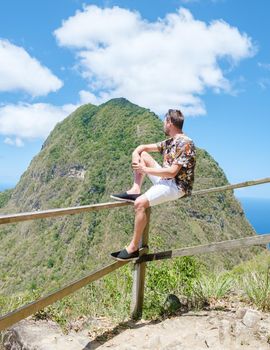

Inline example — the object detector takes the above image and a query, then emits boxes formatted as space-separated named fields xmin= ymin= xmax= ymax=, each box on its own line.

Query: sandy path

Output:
xmin=93 ymin=309 xmax=270 ymax=350
xmin=3 ymin=308 xmax=270 ymax=349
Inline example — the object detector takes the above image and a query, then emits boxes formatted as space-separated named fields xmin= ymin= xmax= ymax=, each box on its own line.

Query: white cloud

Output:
xmin=4 ymin=136 xmax=24 ymax=147
xmin=179 ymin=0 xmax=200 ymax=3
xmin=0 ymin=39 xmax=63 ymax=96
xmin=54 ymin=5 xmax=255 ymax=115
xmin=79 ymin=90 xmax=101 ymax=105
xmin=0 ymin=103 xmax=77 ymax=143
xmin=258 ymin=62 xmax=270 ymax=71
xmin=258 ymin=78 xmax=270 ymax=90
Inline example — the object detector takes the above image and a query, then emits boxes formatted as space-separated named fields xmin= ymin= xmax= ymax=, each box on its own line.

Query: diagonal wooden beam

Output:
xmin=0 ymin=260 xmax=129 ymax=331
xmin=0 ymin=201 xmax=131 ymax=225
xmin=1 ymin=233 xmax=269 ymax=331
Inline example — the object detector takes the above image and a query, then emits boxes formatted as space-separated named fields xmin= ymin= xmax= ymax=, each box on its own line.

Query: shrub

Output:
xmin=191 ymin=272 xmax=234 ymax=306
xmin=238 ymin=265 xmax=270 ymax=311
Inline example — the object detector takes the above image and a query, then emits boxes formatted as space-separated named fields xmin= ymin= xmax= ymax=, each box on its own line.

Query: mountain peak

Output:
xmin=0 ymin=97 xmax=261 ymax=299
xmin=100 ymin=97 xmax=138 ymax=108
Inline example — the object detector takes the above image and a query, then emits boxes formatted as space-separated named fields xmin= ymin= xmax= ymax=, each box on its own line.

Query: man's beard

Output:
xmin=164 ymin=128 xmax=170 ymax=136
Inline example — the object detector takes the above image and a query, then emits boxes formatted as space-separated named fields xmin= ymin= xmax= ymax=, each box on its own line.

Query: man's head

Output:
xmin=164 ymin=109 xmax=184 ymax=136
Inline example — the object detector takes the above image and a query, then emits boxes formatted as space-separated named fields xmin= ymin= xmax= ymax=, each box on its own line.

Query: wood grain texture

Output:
xmin=0 ymin=260 xmax=129 ymax=331
xmin=137 ymin=234 xmax=270 ymax=263
xmin=0 ymin=201 xmax=131 ymax=225
xmin=1 ymin=177 xmax=269 ymax=225
xmin=131 ymin=207 xmax=151 ymax=320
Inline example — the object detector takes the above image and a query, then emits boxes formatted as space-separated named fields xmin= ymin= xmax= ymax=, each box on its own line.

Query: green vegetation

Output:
xmin=0 ymin=97 xmax=266 ymax=330
xmin=0 ymin=189 xmax=13 ymax=208
xmin=240 ymin=269 xmax=270 ymax=311
xmin=1 ymin=251 xmax=270 ymax=333
xmin=231 ymin=250 xmax=270 ymax=311
xmin=191 ymin=272 xmax=234 ymax=303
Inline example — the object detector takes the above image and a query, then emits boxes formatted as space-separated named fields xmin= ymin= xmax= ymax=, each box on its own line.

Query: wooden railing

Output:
xmin=1 ymin=177 xmax=269 ymax=225
xmin=0 ymin=176 xmax=270 ymax=331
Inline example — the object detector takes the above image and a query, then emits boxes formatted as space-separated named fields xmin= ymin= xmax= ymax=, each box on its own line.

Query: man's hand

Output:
xmin=132 ymin=161 xmax=146 ymax=174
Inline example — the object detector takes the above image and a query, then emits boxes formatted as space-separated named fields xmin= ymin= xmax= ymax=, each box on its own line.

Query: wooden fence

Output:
xmin=0 ymin=177 xmax=270 ymax=331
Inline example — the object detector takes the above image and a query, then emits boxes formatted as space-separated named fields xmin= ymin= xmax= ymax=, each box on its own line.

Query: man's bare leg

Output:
xmin=126 ymin=151 xmax=157 ymax=194
xmin=124 ymin=151 xmax=158 ymax=254
xmin=126 ymin=169 xmax=144 ymax=194
xmin=126 ymin=195 xmax=149 ymax=253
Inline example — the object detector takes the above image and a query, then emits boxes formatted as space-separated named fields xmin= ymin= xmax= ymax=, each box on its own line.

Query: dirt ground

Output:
xmin=2 ymin=299 xmax=270 ymax=350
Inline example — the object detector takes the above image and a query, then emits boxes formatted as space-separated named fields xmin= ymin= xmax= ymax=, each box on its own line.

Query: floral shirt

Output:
xmin=156 ymin=134 xmax=196 ymax=196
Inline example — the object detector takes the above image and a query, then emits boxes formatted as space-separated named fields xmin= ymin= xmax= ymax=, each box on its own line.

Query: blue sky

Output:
xmin=0 ymin=0 xmax=270 ymax=198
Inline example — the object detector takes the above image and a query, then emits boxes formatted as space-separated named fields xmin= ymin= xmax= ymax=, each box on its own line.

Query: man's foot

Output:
xmin=110 ymin=247 xmax=140 ymax=261
xmin=110 ymin=192 xmax=141 ymax=203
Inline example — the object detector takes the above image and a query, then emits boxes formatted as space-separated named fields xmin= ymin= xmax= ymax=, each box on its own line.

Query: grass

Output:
xmin=240 ymin=268 xmax=270 ymax=310
xmin=1 ymin=251 xmax=270 ymax=336
xmin=191 ymin=272 xmax=235 ymax=307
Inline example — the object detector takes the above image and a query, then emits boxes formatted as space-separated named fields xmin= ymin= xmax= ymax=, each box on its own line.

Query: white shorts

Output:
xmin=143 ymin=160 xmax=186 ymax=207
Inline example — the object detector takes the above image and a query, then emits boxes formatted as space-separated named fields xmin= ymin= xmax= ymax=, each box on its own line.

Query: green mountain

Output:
xmin=0 ymin=98 xmax=263 ymax=299
xmin=0 ymin=190 xmax=12 ymax=209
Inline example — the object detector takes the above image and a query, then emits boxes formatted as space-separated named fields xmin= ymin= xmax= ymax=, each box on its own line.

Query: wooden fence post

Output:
xmin=130 ymin=207 xmax=151 ymax=320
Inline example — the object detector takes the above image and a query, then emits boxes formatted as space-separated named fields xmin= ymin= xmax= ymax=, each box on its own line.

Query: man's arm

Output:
xmin=132 ymin=143 xmax=159 ymax=163
xmin=132 ymin=163 xmax=182 ymax=178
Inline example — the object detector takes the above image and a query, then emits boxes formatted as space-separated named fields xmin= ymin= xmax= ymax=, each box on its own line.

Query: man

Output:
xmin=110 ymin=109 xmax=196 ymax=261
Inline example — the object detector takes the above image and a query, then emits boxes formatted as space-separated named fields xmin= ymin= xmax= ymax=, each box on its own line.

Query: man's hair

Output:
xmin=166 ymin=109 xmax=184 ymax=130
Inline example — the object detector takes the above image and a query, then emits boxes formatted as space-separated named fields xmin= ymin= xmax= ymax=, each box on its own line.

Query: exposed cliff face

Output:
xmin=0 ymin=98 xmax=262 ymax=298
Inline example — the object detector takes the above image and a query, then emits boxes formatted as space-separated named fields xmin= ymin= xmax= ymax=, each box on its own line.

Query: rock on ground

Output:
xmin=2 ymin=308 xmax=270 ymax=350
xmin=2 ymin=319 xmax=90 ymax=350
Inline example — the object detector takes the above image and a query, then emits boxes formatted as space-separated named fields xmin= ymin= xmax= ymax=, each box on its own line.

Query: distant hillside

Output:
xmin=0 ymin=98 xmax=263 ymax=299
xmin=0 ymin=189 xmax=13 ymax=208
